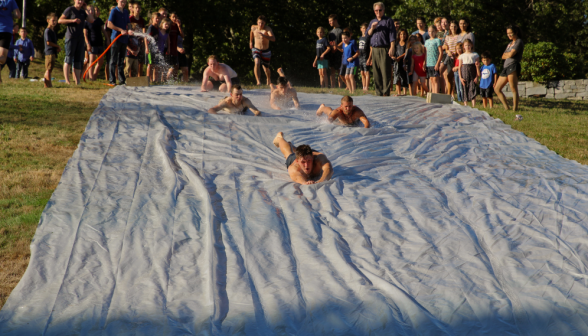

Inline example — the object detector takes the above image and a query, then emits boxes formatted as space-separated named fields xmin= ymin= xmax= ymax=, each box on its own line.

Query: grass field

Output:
xmin=1 ymin=58 xmax=587 ymax=308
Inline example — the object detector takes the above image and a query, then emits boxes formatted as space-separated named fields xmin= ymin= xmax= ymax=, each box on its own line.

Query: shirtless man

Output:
xmin=316 ymin=95 xmax=370 ymax=128
xmin=273 ymin=132 xmax=333 ymax=185
xmin=250 ymin=15 xmax=275 ymax=86
xmin=201 ymin=55 xmax=240 ymax=93
xmin=208 ymin=85 xmax=261 ymax=116
xmin=269 ymin=68 xmax=300 ymax=110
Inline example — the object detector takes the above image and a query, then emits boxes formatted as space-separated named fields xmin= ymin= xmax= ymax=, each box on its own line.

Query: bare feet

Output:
xmin=316 ymin=104 xmax=325 ymax=116
xmin=273 ymin=132 xmax=284 ymax=148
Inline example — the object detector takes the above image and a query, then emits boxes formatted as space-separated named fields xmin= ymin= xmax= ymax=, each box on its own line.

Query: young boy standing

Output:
xmin=341 ymin=31 xmax=359 ymax=94
xmin=107 ymin=0 xmax=133 ymax=86
xmin=14 ymin=27 xmax=34 ymax=79
xmin=124 ymin=24 xmax=139 ymax=78
xmin=358 ymin=23 xmax=372 ymax=92
xmin=129 ymin=2 xmax=146 ymax=76
xmin=145 ymin=12 xmax=161 ymax=82
xmin=313 ymin=26 xmax=330 ymax=88
xmin=424 ymin=25 xmax=443 ymax=93
xmin=479 ymin=51 xmax=497 ymax=108
xmin=44 ymin=13 xmax=60 ymax=87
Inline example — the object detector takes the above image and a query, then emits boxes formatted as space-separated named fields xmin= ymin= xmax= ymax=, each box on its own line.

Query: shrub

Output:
xmin=521 ymin=42 xmax=583 ymax=83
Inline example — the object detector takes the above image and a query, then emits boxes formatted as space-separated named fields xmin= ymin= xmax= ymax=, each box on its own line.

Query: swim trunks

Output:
xmin=210 ymin=76 xmax=241 ymax=90
xmin=252 ymin=48 xmax=271 ymax=66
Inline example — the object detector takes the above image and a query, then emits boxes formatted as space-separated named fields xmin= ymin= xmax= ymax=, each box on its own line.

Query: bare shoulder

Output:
xmin=251 ymin=25 xmax=258 ymax=31
xmin=265 ymin=25 xmax=274 ymax=32
xmin=313 ymin=152 xmax=329 ymax=163
xmin=353 ymin=106 xmax=366 ymax=115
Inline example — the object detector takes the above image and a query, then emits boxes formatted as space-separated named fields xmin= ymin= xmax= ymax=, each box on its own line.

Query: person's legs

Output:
xmin=494 ymin=75 xmax=510 ymax=110
xmin=0 ymin=47 xmax=7 ymax=82
xmin=7 ymin=57 xmax=16 ymax=78
xmin=489 ymin=97 xmax=494 ymax=108
xmin=419 ymin=77 xmax=428 ymax=96
xmin=316 ymin=104 xmax=333 ymax=116
xmin=253 ymin=57 xmax=262 ymax=85
xmin=508 ymin=73 xmax=519 ymax=111
xmin=16 ymin=61 xmax=22 ymax=78
xmin=262 ymin=64 xmax=271 ymax=86
xmin=117 ymin=42 xmax=127 ymax=84
xmin=372 ymin=48 xmax=384 ymax=96
xmin=329 ymin=67 xmax=336 ymax=88
xmin=430 ymin=76 xmax=438 ymax=93
xmin=273 ymin=132 xmax=294 ymax=159
xmin=318 ymin=69 xmax=324 ymax=88
xmin=88 ymin=53 xmax=97 ymax=80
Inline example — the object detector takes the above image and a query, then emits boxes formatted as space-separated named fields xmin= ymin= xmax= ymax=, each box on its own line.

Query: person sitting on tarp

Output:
xmin=208 ymin=85 xmax=261 ymax=116
xmin=273 ymin=132 xmax=333 ymax=185
xmin=200 ymin=55 xmax=240 ymax=93
xmin=269 ymin=67 xmax=300 ymax=110
xmin=316 ymin=95 xmax=370 ymax=128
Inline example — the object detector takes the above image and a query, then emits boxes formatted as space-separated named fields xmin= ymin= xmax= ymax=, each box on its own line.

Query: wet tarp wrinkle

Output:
xmin=1 ymin=86 xmax=588 ymax=335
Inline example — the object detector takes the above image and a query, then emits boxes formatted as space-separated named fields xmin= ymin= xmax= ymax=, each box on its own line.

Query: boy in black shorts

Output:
xmin=479 ymin=51 xmax=497 ymax=108
xmin=358 ymin=23 xmax=372 ymax=92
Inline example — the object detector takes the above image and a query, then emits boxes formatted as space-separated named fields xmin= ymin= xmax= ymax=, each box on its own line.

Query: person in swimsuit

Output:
xmin=201 ymin=55 xmax=240 ymax=93
xmin=273 ymin=132 xmax=333 ymax=185
xmin=250 ymin=15 xmax=275 ymax=85
xmin=269 ymin=68 xmax=300 ymax=110
xmin=208 ymin=85 xmax=261 ymax=116
xmin=316 ymin=95 xmax=370 ymax=128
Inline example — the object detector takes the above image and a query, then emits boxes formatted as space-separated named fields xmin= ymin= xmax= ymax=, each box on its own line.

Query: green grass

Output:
xmin=1 ymin=59 xmax=587 ymax=308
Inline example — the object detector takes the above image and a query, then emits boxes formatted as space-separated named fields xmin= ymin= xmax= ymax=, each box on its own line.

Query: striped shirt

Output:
xmin=444 ymin=34 xmax=460 ymax=54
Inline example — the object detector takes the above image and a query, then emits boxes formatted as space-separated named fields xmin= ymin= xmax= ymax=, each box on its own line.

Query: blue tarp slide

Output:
xmin=1 ymin=86 xmax=588 ymax=335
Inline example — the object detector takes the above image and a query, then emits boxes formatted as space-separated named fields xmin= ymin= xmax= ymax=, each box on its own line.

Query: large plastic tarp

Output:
xmin=2 ymin=86 xmax=588 ymax=335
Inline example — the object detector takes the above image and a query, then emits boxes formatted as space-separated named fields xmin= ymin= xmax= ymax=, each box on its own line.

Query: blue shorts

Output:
xmin=64 ymin=38 xmax=85 ymax=69
xmin=317 ymin=59 xmax=329 ymax=69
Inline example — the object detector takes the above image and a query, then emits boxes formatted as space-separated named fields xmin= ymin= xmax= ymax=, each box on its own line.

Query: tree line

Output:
xmin=19 ymin=0 xmax=588 ymax=86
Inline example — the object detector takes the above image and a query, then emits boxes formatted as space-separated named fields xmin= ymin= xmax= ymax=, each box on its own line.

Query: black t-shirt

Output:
xmin=44 ymin=28 xmax=57 ymax=55
xmin=328 ymin=27 xmax=342 ymax=54
xmin=316 ymin=38 xmax=329 ymax=58
xmin=146 ymin=25 xmax=160 ymax=51
xmin=84 ymin=18 xmax=104 ymax=47
xmin=359 ymin=35 xmax=370 ymax=60
xmin=62 ymin=6 xmax=88 ymax=40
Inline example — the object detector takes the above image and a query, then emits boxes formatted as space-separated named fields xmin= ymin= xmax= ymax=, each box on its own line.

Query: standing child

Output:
xmin=155 ymin=18 xmax=171 ymax=82
xmin=404 ymin=35 xmax=416 ymax=96
xmin=83 ymin=5 xmax=104 ymax=81
xmin=409 ymin=41 xmax=428 ymax=96
xmin=124 ymin=23 xmax=139 ymax=78
xmin=458 ymin=39 xmax=479 ymax=107
xmin=424 ymin=25 xmax=443 ymax=93
xmin=479 ymin=51 xmax=497 ymax=108
xmin=358 ymin=23 xmax=372 ymax=92
xmin=130 ymin=2 xmax=147 ymax=76
xmin=177 ymin=35 xmax=189 ymax=82
xmin=44 ymin=13 xmax=60 ymax=87
xmin=14 ymin=27 xmax=34 ymax=79
xmin=313 ymin=26 xmax=330 ymax=88
xmin=452 ymin=42 xmax=464 ymax=102
xmin=392 ymin=29 xmax=408 ymax=96
xmin=341 ymin=30 xmax=359 ymax=94
xmin=145 ymin=12 xmax=161 ymax=82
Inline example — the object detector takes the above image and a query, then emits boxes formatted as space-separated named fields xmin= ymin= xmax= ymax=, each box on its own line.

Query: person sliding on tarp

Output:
xmin=316 ymin=95 xmax=371 ymax=128
xmin=208 ymin=85 xmax=261 ymax=116
xmin=273 ymin=132 xmax=333 ymax=185
xmin=269 ymin=67 xmax=300 ymax=110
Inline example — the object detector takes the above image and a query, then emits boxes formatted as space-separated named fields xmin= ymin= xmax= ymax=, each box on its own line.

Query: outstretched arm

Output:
xmin=327 ymin=108 xmax=341 ymax=123
xmin=316 ymin=155 xmax=333 ymax=183
xmin=291 ymin=90 xmax=300 ymax=109
xmin=208 ymin=99 xmax=228 ymax=114
xmin=244 ymin=98 xmax=262 ymax=116
xmin=200 ymin=68 xmax=210 ymax=91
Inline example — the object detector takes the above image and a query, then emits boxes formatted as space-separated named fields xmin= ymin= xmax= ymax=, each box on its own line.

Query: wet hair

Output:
xmin=341 ymin=95 xmax=353 ymax=103
xmin=373 ymin=2 xmax=385 ymax=10
xmin=360 ymin=22 xmax=368 ymax=29
xmin=463 ymin=38 xmax=474 ymax=51
xmin=231 ymin=85 xmax=242 ymax=93
xmin=459 ymin=18 xmax=472 ymax=33
xmin=277 ymin=77 xmax=288 ymax=86
xmin=396 ymin=28 xmax=408 ymax=43
xmin=506 ymin=25 xmax=523 ymax=39
xmin=295 ymin=145 xmax=314 ymax=159
xmin=481 ymin=51 xmax=492 ymax=59
xmin=46 ymin=13 xmax=57 ymax=20
xmin=257 ymin=15 xmax=267 ymax=22
xmin=328 ymin=14 xmax=338 ymax=21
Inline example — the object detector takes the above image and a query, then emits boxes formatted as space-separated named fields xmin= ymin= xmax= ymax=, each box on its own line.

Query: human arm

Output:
xmin=493 ymin=71 xmax=498 ymax=88
xmin=176 ymin=20 xmax=184 ymax=37
xmin=348 ymin=50 xmax=360 ymax=63
xmin=315 ymin=154 xmax=333 ymax=183
xmin=107 ymin=19 xmax=128 ymax=35
xmin=388 ymin=19 xmax=395 ymax=58
xmin=409 ymin=57 xmax=414 ymax=75
xmin=502 ymin=39 xmax=521 ymax=59
xmin=208 ymin=99 xmax=228 ymax=114
xmin=435 ymin=44 xmax=443 ymax=71
xmin=474 ymin=57 xmax=480 ymax=84
xmin=291 ymin=90 xmax=300 ymax=109
xmin=84 ymin=27 xmax=92 ymax=52
xmin=244 ymin=98 xmax=262 ymax=116
xmin=313 ymin=55 xmax=318 ymax=67
xmin=59 ymin=11 xmax=79 ymax=25
xmin=367 ymin=20 xmax=378 ymax=36
xmin=320 ymin=45 xmax=330 ymax=60
xmin=27 ymin=41 xmax=35 ymax=61
xmin=326 ymin=108 xmax=341 ymax=123
xmin=367 ymin=47 xmax=373 ymax=66
xmin=263 ymin=27 xmax=276 ymax=42
xmin=458 ymin=58 xmax=465 ymax=85
xmin=360 ymin=115 xmax=370 ymax=128
xmin=249 ymin=26 xmax=255 ymax=49
xmin=200 ymin=68 xmax=210 ymax=92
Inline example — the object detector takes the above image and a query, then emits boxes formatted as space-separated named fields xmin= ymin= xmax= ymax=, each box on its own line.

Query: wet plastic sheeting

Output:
xmin=1 ymin=86 xmax=588 ymax=335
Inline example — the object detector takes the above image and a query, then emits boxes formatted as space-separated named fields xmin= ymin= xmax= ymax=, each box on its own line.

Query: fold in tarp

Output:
xmin=1 ymin=86 xmax=588 ymax=335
